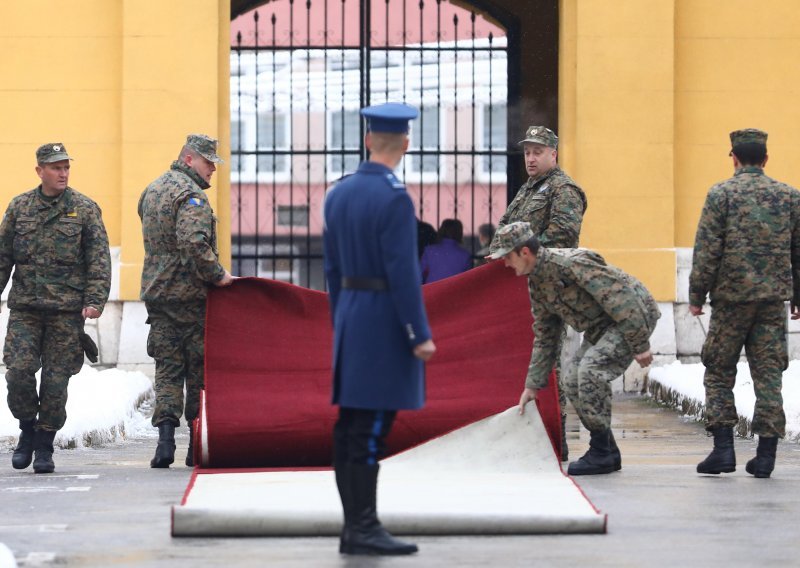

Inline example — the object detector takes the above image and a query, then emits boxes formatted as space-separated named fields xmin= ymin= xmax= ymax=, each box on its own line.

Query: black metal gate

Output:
xmin=231 ymin=0 xmax=514 ymax=289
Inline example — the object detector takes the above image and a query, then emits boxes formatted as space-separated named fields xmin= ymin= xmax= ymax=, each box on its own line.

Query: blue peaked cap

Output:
xmin=360 ymin=103 xmax=419 ymax=133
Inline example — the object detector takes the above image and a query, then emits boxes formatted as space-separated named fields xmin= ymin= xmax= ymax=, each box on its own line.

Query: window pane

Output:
xmin=330 ymin=154 xmax=359 ymax=173
xmin=257 ymin=113 xmax=288 ymax=173
xmin=410 ymin=107 xmax=439 ymax=173
xmin=483 ymin=104 xmax=507 ymax=173
xmin=330 ymin=110 xmax=360 ymax=174
xmin=276 ymin=205 xmax=309 ymax=227
xmin=230 ymin=120 xmax=243 ymax=172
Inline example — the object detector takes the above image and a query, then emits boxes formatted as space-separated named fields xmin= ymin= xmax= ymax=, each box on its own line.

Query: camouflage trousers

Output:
xmin=146 ymin=301 xmax=206 ymax=428
xmin=701 ymin=301 xmax=786 ymax=437
xmin=558 ymin=326 xmax=582 ymax=415
xmin=3 ymin=309 xmax=84 ymax=431
xmin=563 ymin=324 xmax=634 ymax=432
xmin=530 ymin=291 xmax=570 ymax=424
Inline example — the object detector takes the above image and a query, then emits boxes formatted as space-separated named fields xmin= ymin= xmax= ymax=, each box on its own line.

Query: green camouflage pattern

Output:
xmin=701 ymin=301 xmax=787 ymax=437
xmin=493 ymin=162 xmax=587 ymax=426
xmin=517 ymin=125 xmax=559 ymax=148
xmin=186 ymin=133 xmax=224 ymax=164
xmin=0 ymin=187 xmax=111 ymax=312
xmin=36 ymin=142 xmax=71 ymax=164
xmin=488 ymin=221 xmax=534 ymax=259
xmin=4 ymin=310 xmax=84 ymax=430
xmin=525 ymin=247 xmax=660 ymax=390
xmin=138 ymin=160 xmax=225 ymax=304
xmin=689 ymin=166 xmax=800 ymax=306
xmin=146 ymin=301 xmax=205 ymax=427
xmin=563 ymin=324 xmax=639 ymax=431
xmin=492 ymin=166 xmax=587 ymax=252
xmin=730 ymin=128 xmax=767 ymax=147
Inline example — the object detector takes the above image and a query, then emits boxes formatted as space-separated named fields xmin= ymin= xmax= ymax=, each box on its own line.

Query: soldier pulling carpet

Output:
xmin=490 ymin=222 xmax=659 ymax=476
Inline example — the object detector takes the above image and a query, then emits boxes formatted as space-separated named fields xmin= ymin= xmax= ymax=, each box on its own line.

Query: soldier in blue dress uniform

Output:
xmin=323 ymin=102 xmax=436 ymax=556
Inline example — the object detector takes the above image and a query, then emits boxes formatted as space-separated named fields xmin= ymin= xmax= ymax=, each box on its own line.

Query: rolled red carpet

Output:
xmin=198 ymin=261 xmax=560 ymax=468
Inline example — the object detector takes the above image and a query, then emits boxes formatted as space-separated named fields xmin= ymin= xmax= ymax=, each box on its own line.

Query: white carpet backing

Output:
xmin=172 ymin=403 xmax=606 ymax=536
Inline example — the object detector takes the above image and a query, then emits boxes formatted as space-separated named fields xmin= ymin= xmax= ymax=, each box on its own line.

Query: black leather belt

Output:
xmin=341 ymin=277 xmax=388 ymax=291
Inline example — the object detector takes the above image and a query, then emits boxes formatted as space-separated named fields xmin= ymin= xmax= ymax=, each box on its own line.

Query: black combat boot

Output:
xmin=340 ymin=464 xmax=418 ymax=556
xmin=560 ymin=414 xmax=569 ymax=462
xmin=334 ymin=461 xmax=352 ymax=553
xmin=185 ymin=425 xmax=195 ymax=467
xmin=12 ymin=419 xmax=36 ymax=470
xmin=609 ymin=429 xmax=622 ymax=471
xmin=32 ymin=430 xmax=57 ymax=474
xmin=745 ymin=436 xmax=778 ymax=478
xmin=567 ymin=428 xmax=616 ymax=476
xmin=150 ymin=421 xmax=176 ymax=468
xmin=697 ymin=426 xmax=736 ymax=474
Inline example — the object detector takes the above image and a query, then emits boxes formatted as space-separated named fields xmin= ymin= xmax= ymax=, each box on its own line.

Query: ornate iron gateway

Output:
xmin=231 ymin=0 xmax=515 ymax=289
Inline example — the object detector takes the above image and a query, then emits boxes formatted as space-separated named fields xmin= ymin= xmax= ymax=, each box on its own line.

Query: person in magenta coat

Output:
xmin=323 ymin=102 xmax=436 ymax=557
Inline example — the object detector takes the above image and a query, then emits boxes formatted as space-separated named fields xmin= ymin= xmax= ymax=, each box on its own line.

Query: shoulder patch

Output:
xmin=188 ymin=196 xmax=204 ymax=206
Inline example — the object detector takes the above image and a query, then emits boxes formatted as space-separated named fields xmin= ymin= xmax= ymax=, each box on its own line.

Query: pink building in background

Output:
xmin=229 ymin=0 xmax=511 ymax=287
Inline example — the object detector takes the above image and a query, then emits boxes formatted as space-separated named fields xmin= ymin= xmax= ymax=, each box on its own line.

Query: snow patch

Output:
xmin=0 ymin=366 xmax=154 ymax=449
xmin=649 ymin=360 xmax=800 ymax=441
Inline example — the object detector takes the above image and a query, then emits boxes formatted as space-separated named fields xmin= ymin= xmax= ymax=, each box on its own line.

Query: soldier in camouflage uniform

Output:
xmin=489 ymin=126 xmax=588 ymax=461
xmin=139 ymin=134 xmax=234 ymax=469
xmin=1 ymin=143 xmax=111 ymax=474
xmin=689 ymin=128 xmax=800 ymax=479
xmin=490 ymin=222 xmax=659 ymax=476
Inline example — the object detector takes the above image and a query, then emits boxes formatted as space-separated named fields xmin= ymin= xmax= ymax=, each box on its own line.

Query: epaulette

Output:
xmin=385 ymin=173 xmax=406 ymax=190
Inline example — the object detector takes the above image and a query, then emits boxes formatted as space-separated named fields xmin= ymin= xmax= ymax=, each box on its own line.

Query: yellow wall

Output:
xmin=4 ymin=0 xmax=799 ymax=302
xmin=560 ymin=0 xmax=676 ymax=301
xmin=674 ymin=0 xmax=800 ymax=248
xmin=560 ymin=0 xmax=800 ymax=301
xmin=118 ymin=0 xmax=231 ymax=299
xmin=0 ymin=0 xmax=231 ymax=301
xmin=0 ymin=1 xmax=123 ymax=251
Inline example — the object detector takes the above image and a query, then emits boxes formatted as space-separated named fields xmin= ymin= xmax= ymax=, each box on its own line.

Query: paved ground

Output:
xmin=2 ymin=394 xmax=800 ymax=567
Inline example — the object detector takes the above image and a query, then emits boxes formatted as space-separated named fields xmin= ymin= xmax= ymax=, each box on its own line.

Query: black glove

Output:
xmin=80 ymin=331 xmax=99 ymax=363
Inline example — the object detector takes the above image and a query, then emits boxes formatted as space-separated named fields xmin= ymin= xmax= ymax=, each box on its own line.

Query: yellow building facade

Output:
xmin=0 ymin=0 xmax=233 ymax=303
xmin=1 ymin=0 xmax=799 ymax=307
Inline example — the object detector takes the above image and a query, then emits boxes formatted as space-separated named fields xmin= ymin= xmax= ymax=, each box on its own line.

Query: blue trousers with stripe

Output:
xmin=333 ymin=407 xmax=397 ymax=466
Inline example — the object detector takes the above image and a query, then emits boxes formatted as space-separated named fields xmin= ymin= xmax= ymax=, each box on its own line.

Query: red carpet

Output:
xmin=199 ymin=260 xmax=560 ymax=468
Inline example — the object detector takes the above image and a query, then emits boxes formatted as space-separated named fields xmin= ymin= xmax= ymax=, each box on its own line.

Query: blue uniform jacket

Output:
xmin=323 ymin=161 xmax=431 ymax=410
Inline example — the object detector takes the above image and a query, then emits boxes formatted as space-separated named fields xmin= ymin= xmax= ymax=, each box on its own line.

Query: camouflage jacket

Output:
xmin=138 ymin=160 xmax=225 ymax=304
xmin=494 ymin=166 xmax=587 ymax=251
xmin=0 ymin=186 xmax=111 ymax=312
xmin=525 ymin=248 xmax=660 ymax=389
xmin=689 ymin=166 xmax=800 ymax=306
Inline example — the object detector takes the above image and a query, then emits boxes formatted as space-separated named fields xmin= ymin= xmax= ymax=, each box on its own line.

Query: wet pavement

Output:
xmin=2 ymin=394 xmax=799 ymax=567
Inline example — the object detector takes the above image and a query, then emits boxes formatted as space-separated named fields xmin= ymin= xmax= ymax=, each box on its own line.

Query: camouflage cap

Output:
xmin=488 ymin=221 xmax=535 ymax=259
xmin=518 ymin=126 xmax=558 ymax=148
xmin=186 ymin=133 xmax=224 ymax=164
xmin=36 ymin=142 xmax=72 ymax=164
xmin=730 ymin=128 xmax=767 ymax=147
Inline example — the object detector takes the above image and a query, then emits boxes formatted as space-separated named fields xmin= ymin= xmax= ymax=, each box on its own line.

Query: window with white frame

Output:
xmin=256 ymin=112 xmax=289 ymax=177
xmin=328 ymin=109 xmax=360 ymax=177
xmin=230 ymin=118 xmax=243 ymax=174
xmin=230 ymin=111 xmax=290 ymax=182
xmin=479 ymin=103 xmax=507 ymax=181
xmin=407 ymin=106 xmax=442 ymax=179
xmin=276 ymin=204 xmax=309 ymax=227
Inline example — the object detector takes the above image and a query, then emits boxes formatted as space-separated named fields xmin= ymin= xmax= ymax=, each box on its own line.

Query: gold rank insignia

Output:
xmin=66 ymin=211 xmax=77 ymax=217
